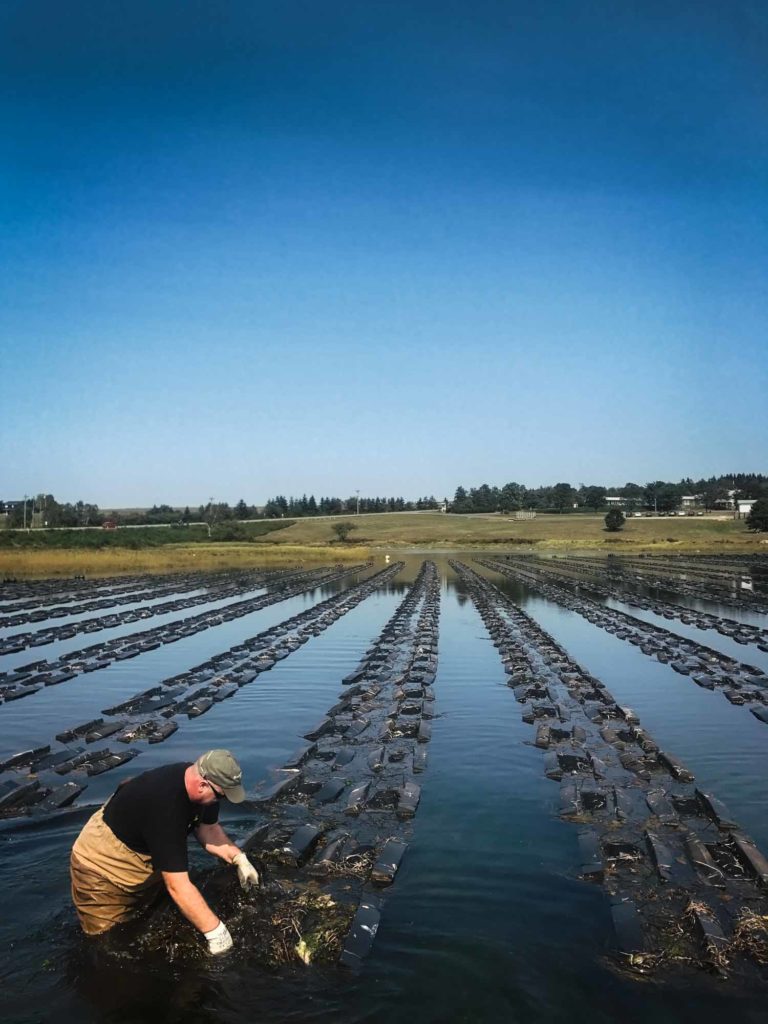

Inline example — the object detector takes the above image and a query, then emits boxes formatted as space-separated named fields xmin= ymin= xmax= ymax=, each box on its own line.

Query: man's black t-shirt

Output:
xmin=103 ymin=762 xmax=219 ymax=872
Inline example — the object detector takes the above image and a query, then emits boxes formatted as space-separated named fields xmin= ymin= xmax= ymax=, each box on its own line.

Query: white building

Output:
xmin=714 ymin=489 xmax=737 ymax=510
xmin=737 ymin=498 xmax=757 ymax=518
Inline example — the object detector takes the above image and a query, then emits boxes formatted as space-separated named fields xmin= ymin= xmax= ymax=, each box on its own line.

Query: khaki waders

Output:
xmin=70 ymin=806 xmax=163 ymax=935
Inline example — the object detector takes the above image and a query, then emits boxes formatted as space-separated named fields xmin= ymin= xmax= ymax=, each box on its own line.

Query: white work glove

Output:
xmin=204 ymin=920 xmax=233 ymax=955
xmin=232 ymin=851 xmax=260 ymax=890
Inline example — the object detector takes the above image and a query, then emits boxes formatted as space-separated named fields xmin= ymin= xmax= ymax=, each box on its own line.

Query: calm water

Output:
xmin=1 ymin=556 xmax=767 ymax=1024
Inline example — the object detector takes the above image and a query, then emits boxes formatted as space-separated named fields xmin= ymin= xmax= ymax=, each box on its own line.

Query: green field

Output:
xmin=255 ymin=511 xmax=765 ymax=552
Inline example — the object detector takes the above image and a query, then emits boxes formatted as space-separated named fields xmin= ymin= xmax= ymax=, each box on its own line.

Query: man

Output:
xmin=70 ymin=749 xmax=260 ymax=955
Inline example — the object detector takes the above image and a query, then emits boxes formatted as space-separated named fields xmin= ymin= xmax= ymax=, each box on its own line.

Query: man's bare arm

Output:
xmin=195 ymin=822 xmax=260 ymax=888
xmin=195 ymin=822 xmax=240 ymax=864
xmin=161 ymin=871 xmax=219 ymax=933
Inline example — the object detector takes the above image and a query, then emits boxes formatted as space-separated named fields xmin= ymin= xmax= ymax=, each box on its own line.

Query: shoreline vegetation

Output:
xmin=1 ymin=512 xmax=765 ymax=579
xmin=0 ymin=545 xmax=373 ymax=578
xmin=0 ymin=520 xmax=293 ymax=549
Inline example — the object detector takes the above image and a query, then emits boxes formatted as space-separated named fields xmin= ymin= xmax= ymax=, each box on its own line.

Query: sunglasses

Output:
xmin=203 ymin=777 xmax=225 ymax=800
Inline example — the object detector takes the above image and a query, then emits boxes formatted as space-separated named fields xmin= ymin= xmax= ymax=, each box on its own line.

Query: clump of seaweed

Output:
xmin=730 ymin=909 xmax=768 ymax=965
xmin=634 ymin=897 xmax=768 ymax=974
xmin=320 ymin=848 xmax=376 ymax=879
xmin=683 ymin=899 xmax=731 ymax=974
xmin=265 ymin=890 xmax=354 ymax=966
xmin=623 ymin=950 xmax=665 ymax=975
xmin=128 ymin=872 xmax=356 ymax=968
xmin=609 ymin=897 xmax=707 ymax=978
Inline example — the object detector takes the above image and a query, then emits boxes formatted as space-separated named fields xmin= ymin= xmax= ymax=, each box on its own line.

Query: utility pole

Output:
xmin=205 ymin=496 xmax=215 ymax=537
xmin=356 ymin=489 xmax=360 ymax=515
xmin=23 ymin=494 xmax=27 ymax=530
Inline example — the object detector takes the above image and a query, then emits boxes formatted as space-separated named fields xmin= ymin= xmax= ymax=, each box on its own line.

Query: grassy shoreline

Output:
xmin=1 ymin=513 xmax=765 ymax=579
xmin=0 ymin=545 xmax=372 ymax=579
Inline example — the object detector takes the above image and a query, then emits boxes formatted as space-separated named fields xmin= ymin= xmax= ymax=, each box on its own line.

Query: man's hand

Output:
xmin=232 ymin=851 xmax=260 ymax=889
xmin=204 ymin=920 xmax=233 ymax=955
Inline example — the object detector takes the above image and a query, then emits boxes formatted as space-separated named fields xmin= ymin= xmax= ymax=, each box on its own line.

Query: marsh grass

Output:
xmin=0 ymin=544 xmax=371 ymax=579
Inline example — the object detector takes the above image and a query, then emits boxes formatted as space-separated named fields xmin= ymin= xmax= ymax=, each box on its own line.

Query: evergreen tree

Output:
xmin=451 ymin=486 xmax=472 ymax=513
xmin=604 ymin=508 xmax=626 ymax=532
xmin=746 ymin=499 xmax=768 ymax=532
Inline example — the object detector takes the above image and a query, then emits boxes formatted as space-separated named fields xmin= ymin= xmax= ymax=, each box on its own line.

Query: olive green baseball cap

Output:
xmin=196 ymin=749 xmax=246 ymax=803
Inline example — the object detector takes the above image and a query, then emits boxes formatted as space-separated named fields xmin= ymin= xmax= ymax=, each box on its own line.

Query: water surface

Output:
xmin=1 ymin=556 xmax=766 ymax=1023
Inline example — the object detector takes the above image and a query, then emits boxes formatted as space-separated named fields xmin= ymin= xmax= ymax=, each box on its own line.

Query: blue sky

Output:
xmin=1 ymin=1 xmax=766 ymax=506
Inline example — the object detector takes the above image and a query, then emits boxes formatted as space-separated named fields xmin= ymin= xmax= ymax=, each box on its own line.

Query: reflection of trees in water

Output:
xmin=380 ymin=582 xmax=409 ymax=595
xmin=481 ymin=575 xmax=531 ymax=609
xmin=750 ymin=568 xmax=768 ymax=596
xmin=319 ymin=580 xmax=353 ymax=598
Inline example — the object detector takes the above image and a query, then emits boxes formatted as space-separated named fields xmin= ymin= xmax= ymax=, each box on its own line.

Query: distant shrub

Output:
xmin=331 ymin=521 xmax=357 ymax=542
xmin=604 ymin=508 xmax=626 ymax=532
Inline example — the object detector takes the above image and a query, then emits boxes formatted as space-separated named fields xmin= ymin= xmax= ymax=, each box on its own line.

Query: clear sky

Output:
xmin=1 ymin=1 xmax=766 ymax=506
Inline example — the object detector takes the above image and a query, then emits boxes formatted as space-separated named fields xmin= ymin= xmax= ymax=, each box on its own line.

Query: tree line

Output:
xmin=3 ymin=474 xmax=766 ymax=530
xmin=449 ymin=474 xmax=768 ymax=514
xmin=0 ymin=495 xmax=103 ymax=529
xmin=0 ymin=494 xmax=443 ymax=529
xmin=261 ymin=495 xmax=442 ymax=518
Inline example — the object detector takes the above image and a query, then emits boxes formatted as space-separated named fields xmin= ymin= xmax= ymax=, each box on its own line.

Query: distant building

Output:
xmin=713 ymin=489 xmax=737 ymax=510
xmin=605 ymin=496 xmax=626 ymax=507
xmin=1 ymin=500 xmax=24 ymax=528
xmin=680 ymin=494 xmax=702 ymax=510
xmin=737 ymin=499 xmax=757 ymax=518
